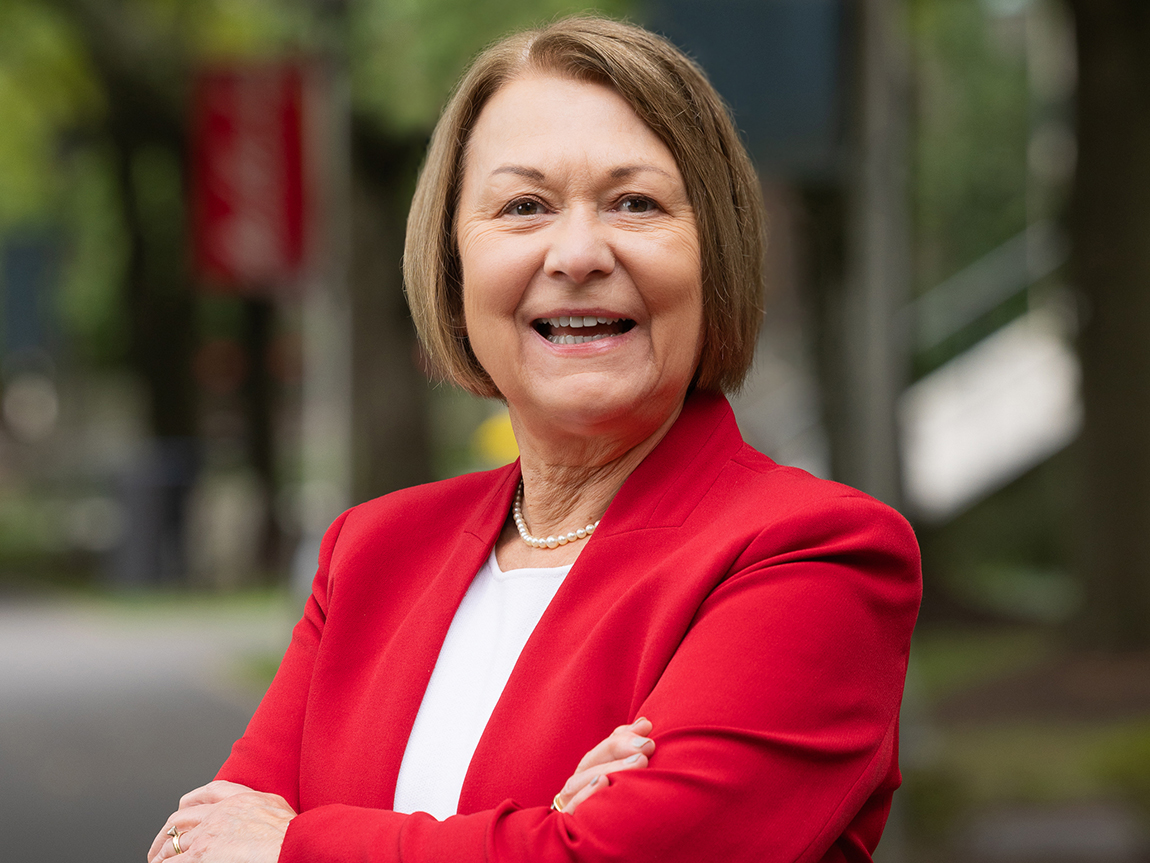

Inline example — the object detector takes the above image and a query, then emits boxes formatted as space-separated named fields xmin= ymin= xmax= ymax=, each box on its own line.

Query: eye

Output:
xmin=505 ymin=198 xmax=546 ymax=217
xmin=618 ymin=196 xmax=656 ymax=214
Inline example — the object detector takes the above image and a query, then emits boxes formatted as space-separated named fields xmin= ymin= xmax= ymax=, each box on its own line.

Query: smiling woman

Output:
xmin=405 ymin=18 xmax=766 ymax=401
xmin=457 ymin=74 xmax=705 ymax=479
xmin=148 ymin=15 xmax=920 ymax=863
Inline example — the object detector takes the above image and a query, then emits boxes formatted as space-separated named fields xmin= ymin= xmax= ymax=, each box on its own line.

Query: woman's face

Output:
xmin=456 ymin=73 xmax=704 ymax=444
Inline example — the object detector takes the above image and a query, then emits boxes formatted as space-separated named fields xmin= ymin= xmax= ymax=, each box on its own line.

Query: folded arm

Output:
xmin=201 ymin=494 xmax=920 ymax=863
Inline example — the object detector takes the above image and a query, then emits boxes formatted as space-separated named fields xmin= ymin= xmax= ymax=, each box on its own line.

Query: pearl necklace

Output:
xmin=513 ymin=480 xmax=600 ymax=549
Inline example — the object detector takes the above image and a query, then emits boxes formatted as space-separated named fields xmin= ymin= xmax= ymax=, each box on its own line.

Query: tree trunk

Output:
xmin=242 ymin=296 xmax=282 ymax=570
xmin=1066 ymin=0 xmax=1150 ymax=648
xmin=348 ymin=124 xmax=433 ymax=501
xmin=112 ymin=139 xmax=197 ymax=442
xmin=105 ymin=99 xmax=199 ymax=585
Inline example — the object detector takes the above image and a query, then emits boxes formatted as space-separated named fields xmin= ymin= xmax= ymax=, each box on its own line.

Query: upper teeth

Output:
xmin=545 ymin=316 xmax=619 ymax=329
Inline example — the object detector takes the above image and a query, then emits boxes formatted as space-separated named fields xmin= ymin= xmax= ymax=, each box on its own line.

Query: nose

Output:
xmin=543 ymin=207 xmax=615 ymax=284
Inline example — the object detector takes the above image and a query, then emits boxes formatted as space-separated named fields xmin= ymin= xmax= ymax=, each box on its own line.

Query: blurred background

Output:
xmin=0 ymin=0 xmax=1147 ymax=860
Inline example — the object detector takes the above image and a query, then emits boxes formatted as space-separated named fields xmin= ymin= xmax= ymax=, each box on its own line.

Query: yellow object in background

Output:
xmin=472 ymin=410 xmax=519 ymax=466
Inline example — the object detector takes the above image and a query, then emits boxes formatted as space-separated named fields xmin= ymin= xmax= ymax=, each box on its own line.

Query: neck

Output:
xmin=511 ymin=400 xmax=684 ymax=539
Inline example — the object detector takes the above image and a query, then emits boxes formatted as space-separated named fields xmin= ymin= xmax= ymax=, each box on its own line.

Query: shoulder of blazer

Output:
xmin=337 ymin=461 xmax=520 ymax=539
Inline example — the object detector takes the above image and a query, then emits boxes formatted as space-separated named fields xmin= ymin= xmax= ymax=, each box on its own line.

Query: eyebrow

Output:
xmin=490 ymin=165 xmax=545 ymax=180
xmin=487 ymin=164 xmax=674 ymax=181
xmin=609 ymin=164 xmax=674 ymax=180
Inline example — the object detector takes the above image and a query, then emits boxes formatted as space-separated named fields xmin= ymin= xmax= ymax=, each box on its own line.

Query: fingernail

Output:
xmin=590 ymin=774 xmax=601 ymax=786
xmin=634 ymin=716 xmax=648 ymax=724
xmin=626 ymin=753 xmax=641 ymax=763
xmin=630 ymin=736 xmax=650 ymax=748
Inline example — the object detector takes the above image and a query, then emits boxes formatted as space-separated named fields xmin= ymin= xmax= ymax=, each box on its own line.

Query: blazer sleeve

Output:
xmin=275 ymin=493 xmax=921 ymax=863
xmin=214 ymin=510 xmax=350 ymax=810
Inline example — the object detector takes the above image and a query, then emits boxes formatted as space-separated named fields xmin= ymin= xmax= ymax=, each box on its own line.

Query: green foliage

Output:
xmin=0 ymin=1 xmax=103 ymax=227
xmin=933 ymin=721 xmax=1139 ymax=806
xmin=910 ymin=626 xmax=1051 ymax=702
xmin=900 ymin=766 xmax=970 ymax=842
xmin=56 ymin=145 xmax=132 ymax=364
xmin=1 ymin=0 xmax=638 ymax=366
xmin=918 ymin=451 xmax=1077 ymax=622
xmin=1094 ymin=723 xmax=1150 ymax=816
xmin=350 ymin=0 xmax=633 ymax=134
xmin=181 ymin=0 xmax=315 ymax=58
xmin=904 ymin=628 xmax=1150 ymax=853
xmin=910 ymin=0 xmax=1031 ymax=294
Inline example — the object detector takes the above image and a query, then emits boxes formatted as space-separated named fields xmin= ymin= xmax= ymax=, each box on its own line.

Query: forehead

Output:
xmin=461 ymin=73 xmax=678 ymax=178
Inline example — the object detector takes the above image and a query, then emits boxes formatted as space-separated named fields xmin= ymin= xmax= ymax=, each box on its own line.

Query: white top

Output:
xmin=392 ymin=548 xmax=572 ymax=819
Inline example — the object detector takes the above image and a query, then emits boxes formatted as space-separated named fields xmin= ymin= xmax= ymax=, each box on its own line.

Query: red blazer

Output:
xmin=217 ymin=390 xmax=921 ymax=863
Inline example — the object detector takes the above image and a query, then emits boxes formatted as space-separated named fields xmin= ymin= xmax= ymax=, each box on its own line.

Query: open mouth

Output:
xmin=533 ymin=316 xmax=636 ymax=345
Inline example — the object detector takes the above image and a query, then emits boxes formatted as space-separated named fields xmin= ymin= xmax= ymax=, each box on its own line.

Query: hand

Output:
xmin=552 ymin=717 xmax=655 ymax=815
xmin=147 ymin=780 xmax=296 ymax=863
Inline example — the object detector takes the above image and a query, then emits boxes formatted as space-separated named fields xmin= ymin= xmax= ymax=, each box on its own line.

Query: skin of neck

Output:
xmin=495 ymin=396 xmax=686 ymax=569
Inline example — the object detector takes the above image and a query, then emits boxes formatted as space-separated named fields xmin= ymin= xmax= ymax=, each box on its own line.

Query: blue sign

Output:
xmin=2 ymin=232 xmax=58 ymax=370
xmin=648 ymin=0 xmax=847 ymax=179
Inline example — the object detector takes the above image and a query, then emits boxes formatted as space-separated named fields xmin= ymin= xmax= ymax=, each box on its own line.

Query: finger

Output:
xmin=148 ymin=827 xmax=192 ymax=863
xmin=147 ymin=816 xmax=191 ymax=862
xmin=179 ymin=779 xmax=254 ymax=808
xmin=573 ymin=718 xmax=654 ymax=772
xmin=147 ymin=825 xmax=169 ymax=861
xmin=574 ymin=718 xmax=655 ymax=773
xmin=564 ymin=772 xmax=608 ymax=815
xmin=173 ymin=828 xmax=192 ymax=858
xmin=556 ymin=750 xmax=649 ymax=812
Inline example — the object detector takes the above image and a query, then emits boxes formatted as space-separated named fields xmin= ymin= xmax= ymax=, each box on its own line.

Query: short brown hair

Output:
xmin=404 ymin=15 xmax=766 ymax=397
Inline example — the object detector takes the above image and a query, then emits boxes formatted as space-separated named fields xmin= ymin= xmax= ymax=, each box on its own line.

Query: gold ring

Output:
xmin=167 ymin=826 xmax=184 ymax=855
xmin=551 ymin=792 xmax=565 ymax=812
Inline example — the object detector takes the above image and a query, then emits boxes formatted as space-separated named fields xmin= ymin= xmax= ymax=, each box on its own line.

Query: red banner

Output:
xmin=191 ymin=63 xmax=308 ymax=291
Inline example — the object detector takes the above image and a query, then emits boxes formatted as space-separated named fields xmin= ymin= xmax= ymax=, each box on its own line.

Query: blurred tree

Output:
xmin=902 ymin=0 xmax=1038 ymax=623
xmin=910 ymin=0 xmax=1029 ymax=300
xmin=34 ymin=0 xmax=242 ymax=582
xmin=41 ymin=0 xmax=199 ymax=442
xmin=1 ymin=0 xmax=631 ymax=577
xmin=0 ymin=4 xmax=98 ymax=227
xmin=0 ymin=1 xmax=120 ymax=368
xmin=1064 ymin=0 xmax=1150 ymax=649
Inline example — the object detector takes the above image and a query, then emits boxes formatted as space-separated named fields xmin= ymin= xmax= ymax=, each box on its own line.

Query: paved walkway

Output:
xmin=7 ymin=595 xmax=1149 ymax=863
xmin=0 ymin=593 xmax=296 ymax=863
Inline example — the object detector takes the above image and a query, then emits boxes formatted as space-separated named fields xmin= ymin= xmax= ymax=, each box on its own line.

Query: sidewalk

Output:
xmin=0 ymin=592 xmax=296 ymax=863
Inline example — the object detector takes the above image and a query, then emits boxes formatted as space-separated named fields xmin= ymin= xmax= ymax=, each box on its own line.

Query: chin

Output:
xmin=540 ymin=380 xmax=686 ymax=435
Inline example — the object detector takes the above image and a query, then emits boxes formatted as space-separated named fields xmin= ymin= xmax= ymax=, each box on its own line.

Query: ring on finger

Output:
xmin=166 ymin=826 xmax=184 ymax=855
xmin=551 ymin=792 xmax=565 ymax=812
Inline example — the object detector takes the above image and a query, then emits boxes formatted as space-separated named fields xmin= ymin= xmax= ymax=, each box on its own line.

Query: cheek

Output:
xmin=644 ymin=246 xmax=703 ymax=325
xmin=658 ymin=261 xmax=705 ymax=367
xmin=459 ymin=270 xmax=514 ymax=376
xmin=461 ymin=276 xmax=512 ymax=335
xmin=640 ymin=226 xmax=701 ymax=298
xmin=459 ymin=246 xmax=499 ymax=335
xmin=459 ymin=233 xmax=531 ymax=315
xmin=460 ymin=285 xmax=495 ymax=368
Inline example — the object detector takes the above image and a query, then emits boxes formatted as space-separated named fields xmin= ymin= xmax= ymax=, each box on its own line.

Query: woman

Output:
xmin=150 ymin=15 xmax=920 ymax=863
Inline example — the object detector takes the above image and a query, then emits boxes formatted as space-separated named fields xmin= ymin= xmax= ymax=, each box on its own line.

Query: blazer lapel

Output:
xmin=339 ymin=463 xmax=521 ymax=808
xmin=457 ymin=392 xmax=745 ymax=812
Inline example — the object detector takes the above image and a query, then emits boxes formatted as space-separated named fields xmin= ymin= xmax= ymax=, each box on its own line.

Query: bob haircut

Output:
xmin=404 ymin=15 xmax=766 ymax=397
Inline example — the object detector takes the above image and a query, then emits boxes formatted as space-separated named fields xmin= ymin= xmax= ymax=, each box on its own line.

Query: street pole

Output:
xmin=841 ymin=0 xmax=912 ymax=509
